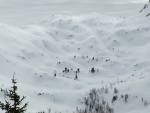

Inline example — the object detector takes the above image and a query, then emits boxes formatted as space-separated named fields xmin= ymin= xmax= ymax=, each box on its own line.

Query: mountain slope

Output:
xmin=0 ymin=3 xmax=150 ymax=113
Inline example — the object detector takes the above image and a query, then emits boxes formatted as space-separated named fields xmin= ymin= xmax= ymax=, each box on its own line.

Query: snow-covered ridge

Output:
xmin=140 ymin=2 xmax=150 ymax=17
xmin=0 ymin=3 xmax=150 ymax=113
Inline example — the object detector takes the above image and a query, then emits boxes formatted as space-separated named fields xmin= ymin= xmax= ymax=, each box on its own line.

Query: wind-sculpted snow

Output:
xmin=0 ymin=8 xmax=150 ymax=113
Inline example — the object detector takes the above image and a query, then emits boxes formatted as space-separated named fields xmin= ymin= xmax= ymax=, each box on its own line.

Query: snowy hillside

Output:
xmin=140 ymin=2 xmax=150 ymax=16
xmin=0 ymin=2 xmax=150 ymax=113
xmin=0 ymin=0 xmax=147 ymax=25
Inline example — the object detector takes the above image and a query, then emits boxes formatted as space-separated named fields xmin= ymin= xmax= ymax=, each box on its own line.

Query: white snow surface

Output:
xmin=0 ymin=0 xmax=148 ymax=26
xmin=0 ymin=2 xmax=150 ymax=113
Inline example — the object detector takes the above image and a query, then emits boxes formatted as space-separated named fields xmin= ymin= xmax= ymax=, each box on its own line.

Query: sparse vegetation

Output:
xmin=76 ymin=88 xmax=114 ymax=113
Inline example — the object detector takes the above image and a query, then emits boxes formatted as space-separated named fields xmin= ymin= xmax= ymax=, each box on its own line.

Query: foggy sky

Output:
xmin=0 ymin=0 xmax=148 ymax=25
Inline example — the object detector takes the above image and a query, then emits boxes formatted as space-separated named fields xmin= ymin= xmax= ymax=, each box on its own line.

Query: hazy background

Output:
xmin=0 ymin=0 xmax=148 ymax=25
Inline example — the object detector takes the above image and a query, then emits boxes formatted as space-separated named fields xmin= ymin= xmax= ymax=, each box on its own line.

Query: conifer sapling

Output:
xmin=0 ymin=73 xmax=28 ymax=113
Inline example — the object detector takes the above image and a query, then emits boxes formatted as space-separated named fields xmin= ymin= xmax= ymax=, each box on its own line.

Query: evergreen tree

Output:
xmin=74 ymin=74 xmax=78 ymax=80
xmin=114 ymin=87 xmax=118 ymax=94
xmin=91 ymin=67 xmax=95 ymax=73
xmin=77 ymin=68 xmax=80 ymax=73
xmin=0 ymin=74 xmax=28 ymax=113
xmin=65 ymin=67 xmax=67 ymax=72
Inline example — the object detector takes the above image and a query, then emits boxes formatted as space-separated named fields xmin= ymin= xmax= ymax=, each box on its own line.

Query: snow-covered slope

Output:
xmin=0 ymin=2 xmax=150 ymax=113
xmin=0 ymin=0 xmax=147 ymax=25
xmin=140 ymin=2 xmax=150 ymax=17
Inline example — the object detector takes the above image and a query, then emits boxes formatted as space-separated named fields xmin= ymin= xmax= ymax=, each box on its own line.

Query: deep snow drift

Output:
xmin=0 ymin=2 xmax=150 ymax=113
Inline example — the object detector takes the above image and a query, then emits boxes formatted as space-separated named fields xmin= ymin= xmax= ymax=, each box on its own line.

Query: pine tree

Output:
xmin=91 ymin=67 xmax=95 ymax=73
xmin=74 ymin=74 xmax=78 ymax=80
xmin=0 ymin=73 xmax=28 ymax=113
xmin=114 ymin=87 xmax=118 ymax=94
xmin=77 ymin=68 xmax=80 ymax=73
